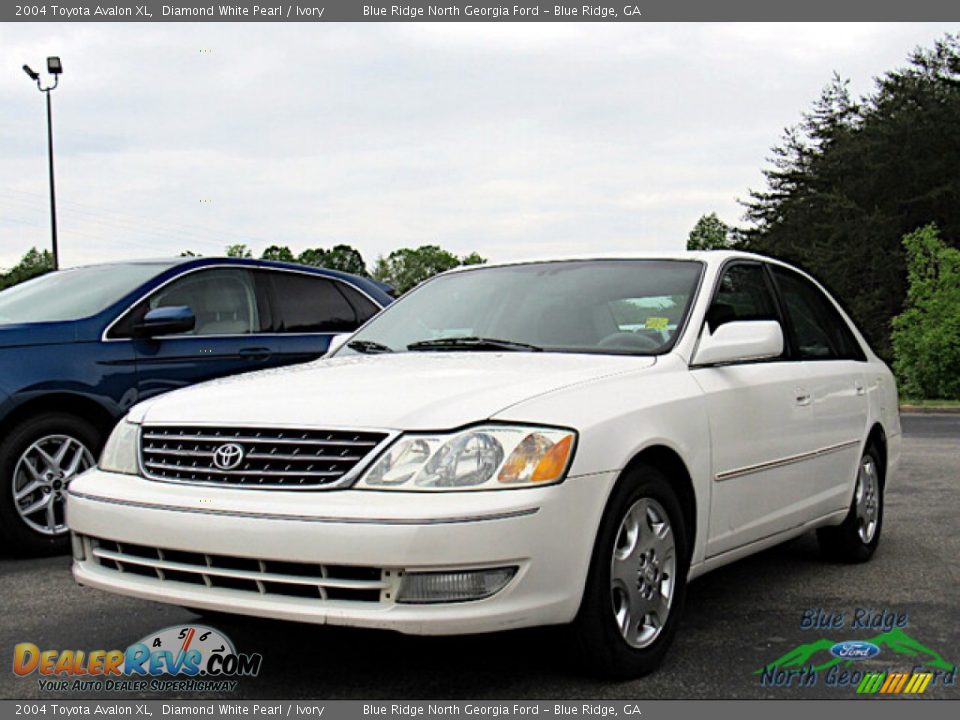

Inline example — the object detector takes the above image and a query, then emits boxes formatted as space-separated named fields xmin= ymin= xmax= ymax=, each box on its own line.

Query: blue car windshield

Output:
xmin=0 ymin=263 xmax=175 ymax=324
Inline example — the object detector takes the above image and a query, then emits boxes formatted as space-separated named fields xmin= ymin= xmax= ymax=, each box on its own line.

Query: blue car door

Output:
xmin=253 ymin=269 xmax=382 ymax=366
xmin=112 ymin=267 xmax=278 ymax=401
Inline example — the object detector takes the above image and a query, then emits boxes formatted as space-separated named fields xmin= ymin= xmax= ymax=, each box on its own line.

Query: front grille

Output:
xmin=140 ymin=426 xmax=389 ymax=489
xmin=85 ymin=536 xmax=394 ymax=604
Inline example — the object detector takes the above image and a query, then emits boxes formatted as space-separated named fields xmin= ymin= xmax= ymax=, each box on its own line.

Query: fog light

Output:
xmin=70 ymin=533 xmax=86 ymax=562
xmin=397 ymin=567 xmax=517 ymax=604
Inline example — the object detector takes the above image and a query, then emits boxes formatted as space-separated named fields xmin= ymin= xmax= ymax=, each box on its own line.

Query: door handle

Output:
xmin=239 ymin=347 xmax=271 ymax=361
xmin=795 ymin=388 xmax=812 ymax=406
xmin=855 ymin=380 xmax=866 ymax=396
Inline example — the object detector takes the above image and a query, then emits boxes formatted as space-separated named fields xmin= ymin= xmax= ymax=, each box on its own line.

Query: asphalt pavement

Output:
xmin=1 ymin=414 xmax=957 ymax=700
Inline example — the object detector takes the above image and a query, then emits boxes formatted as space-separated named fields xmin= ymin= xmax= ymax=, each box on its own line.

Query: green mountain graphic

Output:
xmin=755 ymin=628 xmax=955 ymax=674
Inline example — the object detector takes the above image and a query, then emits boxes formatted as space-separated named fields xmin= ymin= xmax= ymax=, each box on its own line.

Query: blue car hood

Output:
xmin=0 ymin=322 xmax=79 ymax=348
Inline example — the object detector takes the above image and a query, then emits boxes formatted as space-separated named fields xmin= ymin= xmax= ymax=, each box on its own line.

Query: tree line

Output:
xmin=0 ymin=248 xmax=54 ymax=291
xmin=688 ymin=34 xmax=960 ymax=399
xmin=1 ymin=243 xmax=485 ymax=296
xmin=213 ymin=242 xmax=486 ymax=294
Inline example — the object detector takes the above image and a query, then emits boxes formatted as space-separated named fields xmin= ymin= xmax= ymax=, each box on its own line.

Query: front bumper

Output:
xmin=67 ymin=470 xmax=616 ymax=635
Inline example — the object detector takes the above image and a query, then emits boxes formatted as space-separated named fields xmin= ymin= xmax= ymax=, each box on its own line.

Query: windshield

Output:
xmin=338 ymin=259 xmax=703 ymax=356
xmin=0 ymin=263 xmax=175 ymax=324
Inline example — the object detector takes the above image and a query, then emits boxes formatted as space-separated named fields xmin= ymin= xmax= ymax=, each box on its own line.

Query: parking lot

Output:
xmin=1 ymin=414 xmax=957 ymax=700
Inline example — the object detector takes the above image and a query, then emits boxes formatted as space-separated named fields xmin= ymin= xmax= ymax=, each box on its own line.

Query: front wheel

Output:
xmin=817 ymin=445 xmax=884 ymax=563
xmin=570 ymin=465 xmax=689 ymax=678
xmin=0 ymin=413 xmax=101 ymax=556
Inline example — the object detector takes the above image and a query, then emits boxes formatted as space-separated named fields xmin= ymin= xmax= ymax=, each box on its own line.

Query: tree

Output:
xmin=741 ymin=35 xmax=960 ymax=359
xmin=687 ymin=213 xmax=732 ymax=251
xmin=0 ymin=248 xmax=55 ymax=290
xmin=296 ymin=248 xmax=326 ymax=268
xmin=225 ymin=243 xmax=252 ymax=258
xmin=294 ymin=245 xmax=368 ymax=276
xmin=261 ymin=245 xmax=295 ymax=262
xmin=372 ymin=245 xmax=487 ymax=294
xmin=891 ymin=224 xmax=960 ymax=400
xmin=322 ymin=244 xmax=368 ymax=276
xmin=314 ymin=245 xmax=367 ymax=276
xmin=179 ymin=250 xmax=200 ymax=257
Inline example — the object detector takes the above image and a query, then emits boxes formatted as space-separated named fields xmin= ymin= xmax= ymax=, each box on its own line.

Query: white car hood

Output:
xmin=133 ymin=353 xmax=656 ymax=430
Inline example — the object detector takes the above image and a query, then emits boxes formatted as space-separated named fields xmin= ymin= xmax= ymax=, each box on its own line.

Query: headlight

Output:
xmin=356 ymin=425 xmax=576 ymax=491
xmin=98 ymin=420 xmax=140 ymax=476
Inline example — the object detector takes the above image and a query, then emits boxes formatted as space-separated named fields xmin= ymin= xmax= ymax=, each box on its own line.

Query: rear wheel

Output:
xmin=817 ymin=445 xmax=883 ymax=563
xmin=571 ymin=464 xmax=689 ymax=678
xmin=0 ymin=413 xmax=101 ymax=556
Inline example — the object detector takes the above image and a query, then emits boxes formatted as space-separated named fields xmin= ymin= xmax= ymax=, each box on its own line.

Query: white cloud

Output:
xmin=0 ymin=21 xmax=954 ymax=270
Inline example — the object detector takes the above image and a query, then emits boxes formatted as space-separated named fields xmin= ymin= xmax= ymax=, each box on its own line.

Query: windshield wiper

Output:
xmin=346 ymin=340 xmax=395 ymax=354
xmin=407 ymin=336 xmax=543 ymax=352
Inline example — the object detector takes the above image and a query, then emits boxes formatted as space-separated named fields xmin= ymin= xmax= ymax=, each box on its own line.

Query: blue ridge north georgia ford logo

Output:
xmin=830 ymin=641 xmax=882 ymax=660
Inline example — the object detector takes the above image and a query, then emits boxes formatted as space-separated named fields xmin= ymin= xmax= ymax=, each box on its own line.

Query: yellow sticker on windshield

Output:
xmin=645 ymin=317 xmax=669 ymax=330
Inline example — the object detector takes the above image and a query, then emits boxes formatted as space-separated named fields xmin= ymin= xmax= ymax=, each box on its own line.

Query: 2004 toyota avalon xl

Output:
xmin=67 ymin=252 xmax=900 ymax=677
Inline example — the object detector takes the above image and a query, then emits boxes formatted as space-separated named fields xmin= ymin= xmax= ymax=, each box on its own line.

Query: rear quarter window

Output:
xmin=262 ymin=271 xmax=361 ymax=333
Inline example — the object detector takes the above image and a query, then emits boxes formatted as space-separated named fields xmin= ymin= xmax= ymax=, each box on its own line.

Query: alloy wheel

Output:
xmin=12 ymin=434 xmax=94 ymax=536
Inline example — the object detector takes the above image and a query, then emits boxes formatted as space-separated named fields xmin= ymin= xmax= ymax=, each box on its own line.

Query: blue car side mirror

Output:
xmin=133 ymin=306 xmax=196 ymax=338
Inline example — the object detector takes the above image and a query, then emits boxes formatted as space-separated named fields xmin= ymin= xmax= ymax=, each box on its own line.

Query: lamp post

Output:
xmin=22 ymin=57 xmax=63 ymax=271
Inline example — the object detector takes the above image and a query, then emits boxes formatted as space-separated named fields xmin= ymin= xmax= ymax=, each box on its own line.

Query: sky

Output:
xmin=0 ymin=22 xmax=956 ymax=270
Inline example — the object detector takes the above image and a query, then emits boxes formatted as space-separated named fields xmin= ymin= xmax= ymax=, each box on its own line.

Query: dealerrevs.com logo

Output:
xmin=13 ymin=625 xmax=262 ymax=693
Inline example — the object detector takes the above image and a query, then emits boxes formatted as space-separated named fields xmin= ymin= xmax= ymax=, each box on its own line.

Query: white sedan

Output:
xmin=67 ymin=251 xmax=900 ymax=677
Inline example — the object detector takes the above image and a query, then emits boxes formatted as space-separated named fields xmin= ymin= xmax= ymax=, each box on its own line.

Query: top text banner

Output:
xmin=4 ymin=0 xmax=960 ymax=22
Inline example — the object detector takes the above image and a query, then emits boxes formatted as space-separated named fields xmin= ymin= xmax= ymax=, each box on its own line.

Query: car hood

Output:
xmin=133 ymin=352 xmax=657 ymax=430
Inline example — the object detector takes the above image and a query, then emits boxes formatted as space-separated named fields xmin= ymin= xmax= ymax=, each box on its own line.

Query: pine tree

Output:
xmin=742 ymin=35 xmax=960 ymax=359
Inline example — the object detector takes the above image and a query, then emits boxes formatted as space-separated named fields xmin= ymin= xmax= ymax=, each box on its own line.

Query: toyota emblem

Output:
xmin=212 ymin=443 xmax=245 ymax=470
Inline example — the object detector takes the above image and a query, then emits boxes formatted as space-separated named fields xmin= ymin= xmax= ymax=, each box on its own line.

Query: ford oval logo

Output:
xmin=212 ymin=443 xmax=245 ymax=471
xmin=830 ymin=641 xmax=881 ymax=660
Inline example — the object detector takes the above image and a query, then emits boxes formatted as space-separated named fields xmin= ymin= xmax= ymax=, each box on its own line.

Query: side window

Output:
xmin=771 ymin=267 xmax=865 ymax=361
xmin=338 ymin=284 xmax=381 ymax=325
xmin=110 ymin=268 xmax=260 ymax=338
xmin=707 ymin=264 xmax=779 ymax=333
xmin=264 ymin=272 xmax=360 ymax=333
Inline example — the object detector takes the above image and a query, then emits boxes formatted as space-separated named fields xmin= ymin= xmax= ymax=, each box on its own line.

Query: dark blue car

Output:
xmin=0 ymin=256 xmax=392 ymax=555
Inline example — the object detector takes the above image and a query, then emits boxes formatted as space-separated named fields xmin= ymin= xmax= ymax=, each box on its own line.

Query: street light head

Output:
xmin=47 ymin=57 xmax=63 ymax=75
xmin=22 ymin=64 xmax=40 ymax=81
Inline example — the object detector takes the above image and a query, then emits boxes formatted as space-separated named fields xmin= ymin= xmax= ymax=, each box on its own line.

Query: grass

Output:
xmin=900 ymin=398 xmax=960 ymax=408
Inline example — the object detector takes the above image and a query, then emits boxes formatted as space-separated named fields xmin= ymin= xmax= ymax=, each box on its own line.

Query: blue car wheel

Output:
xmin=0 ymin=412 xmax=101 ymax=555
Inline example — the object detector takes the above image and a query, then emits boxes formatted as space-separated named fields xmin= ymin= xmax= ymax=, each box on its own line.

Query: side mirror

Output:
xmin=324 ymin=333 xmax=352 ymax=357
xmin=693 ymin=320 xmax=784 ymax=366
xmin=133 ymin=306 xmax=195 ymax=338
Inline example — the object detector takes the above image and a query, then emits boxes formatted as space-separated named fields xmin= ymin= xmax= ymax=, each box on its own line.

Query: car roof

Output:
xmin=441 ymin=249 xmax=776 ymax=274
xmin=60 ymin=256 xmax=392 ymax=294
xmin=64 ymin=256 xmax=355 ymax=275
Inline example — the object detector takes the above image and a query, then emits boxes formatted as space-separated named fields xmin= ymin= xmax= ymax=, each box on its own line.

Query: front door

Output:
xmin=123 ymin=267 xmax=276 ymax=400
xmin=691 ymin=262 xmax=817 ymax=557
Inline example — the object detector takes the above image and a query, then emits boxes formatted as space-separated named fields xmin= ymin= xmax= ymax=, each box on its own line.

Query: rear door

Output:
xmin=113 ymin=267 xmax=276 ymax=400
xmin=768 ymin=265 xmax=869 ymax=516
xmin=256 ymin=270 xmax=381 ymax=366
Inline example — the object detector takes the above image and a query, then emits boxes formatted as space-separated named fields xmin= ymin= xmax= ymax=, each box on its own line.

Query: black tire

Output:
xmin=570 ymin=464 xmax=690 ymax=679
xmin=0 ymin=412 xmax=102 ymax=557
xmin=817 ymin=445 xmax=884 ymax=563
